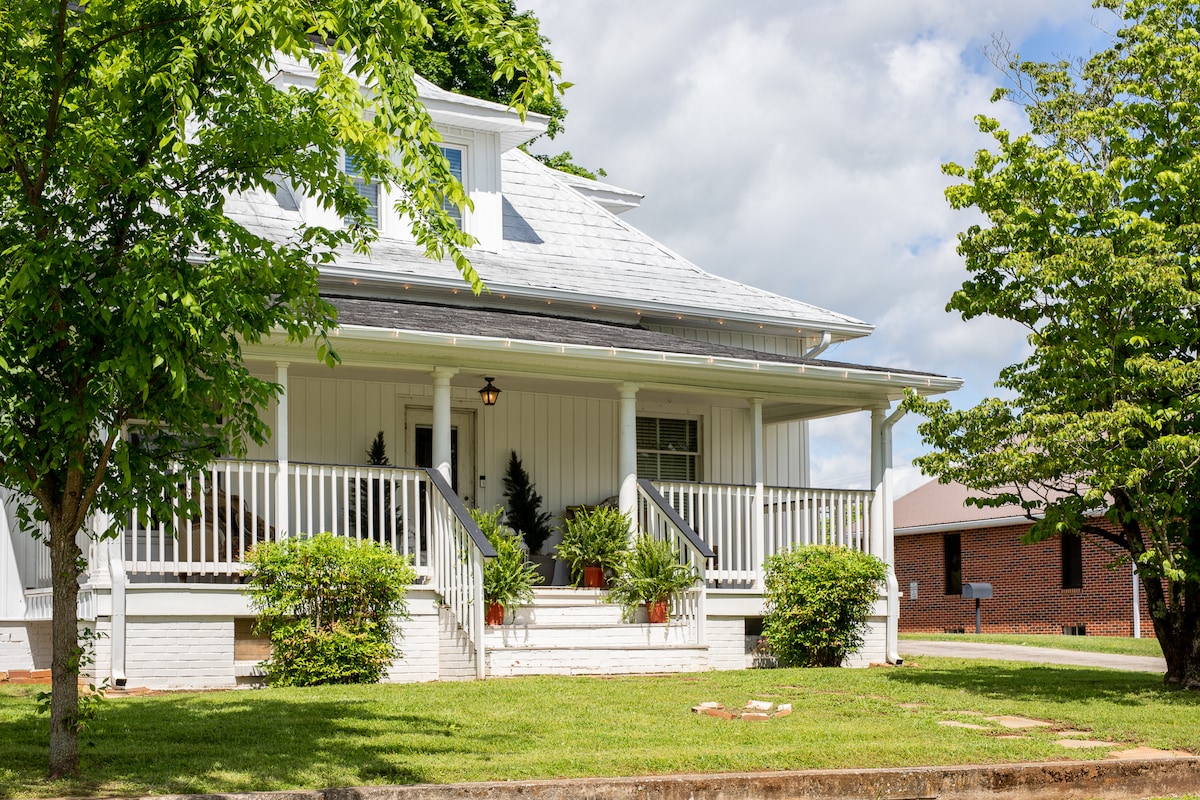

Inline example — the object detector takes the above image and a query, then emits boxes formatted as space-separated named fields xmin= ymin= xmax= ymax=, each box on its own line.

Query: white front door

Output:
xmin=406 ymin=408 xmax=476 ymax=507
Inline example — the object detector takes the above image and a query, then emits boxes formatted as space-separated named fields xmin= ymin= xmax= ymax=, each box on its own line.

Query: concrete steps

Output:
xmin=481 ymin=587 xmax=707 ymax=677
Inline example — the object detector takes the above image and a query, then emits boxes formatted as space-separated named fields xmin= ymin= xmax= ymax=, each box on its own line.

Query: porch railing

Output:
xmin=653 ymin=481 xmax=873 ymax=586
xmin=124 ymin=459 xmax=435 ymax=578
xmin=425 ymin=469 xmax=494 ymax=679
xmin=635 ymin=479 xmax=714 ymax=644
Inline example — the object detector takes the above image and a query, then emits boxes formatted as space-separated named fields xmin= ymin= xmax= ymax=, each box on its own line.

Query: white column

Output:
xmin=432 ymin=367 xmax=458 ymax=484
xmin=617 ymin=383 xmax=639 ymax=527
xmin=881 ymin=407 xmax=903 ymax=664
xmin=750 ymin=398 xmax=766 ymax=588
xmin=275 ymin=362 xmax=290 ymax=537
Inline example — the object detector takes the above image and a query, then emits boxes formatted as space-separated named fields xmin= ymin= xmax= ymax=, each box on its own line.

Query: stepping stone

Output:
xmin=898 ymin=702 xmax=923 ymax=709
xmin=985 ymin=715 xmax=1052 ymax=729
xmin=1057 ymin=739 xmax=1112 ymax=749
xmin=1056 ymin=730 xmax=1093 ymax=737
xmin=1109 ymin=746 xmax=1193 ymax=759
xmin=939 ymin=720 xmax=989 ymax=730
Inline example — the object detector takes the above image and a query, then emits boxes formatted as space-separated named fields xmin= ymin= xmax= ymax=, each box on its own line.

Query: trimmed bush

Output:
xmin=244 ymin=533 xmax=416 ymax=686
xmin=761 ymin=545 xmax=886 ymax=667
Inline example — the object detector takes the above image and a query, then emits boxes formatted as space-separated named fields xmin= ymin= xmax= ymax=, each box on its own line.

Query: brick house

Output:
xmin=894 ymin=479 xmax=1153 ymax=637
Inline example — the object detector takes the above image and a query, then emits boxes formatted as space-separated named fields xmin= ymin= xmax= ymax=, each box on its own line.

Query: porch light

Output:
xmin=479 ymin=377 xmax=501 ymax=406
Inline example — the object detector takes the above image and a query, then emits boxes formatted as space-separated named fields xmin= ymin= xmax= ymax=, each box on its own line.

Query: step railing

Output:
xmin=425 ymin=468 xmax=494 ymax=679
xmin=653 ymin=481 xmax=873 ymax=586
xmin=635 ymin=479 xmax=714 ymax=645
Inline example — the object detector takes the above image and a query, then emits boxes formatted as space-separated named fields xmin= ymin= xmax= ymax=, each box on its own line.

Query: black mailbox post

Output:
xmin=962 ymin=582 xmax=993 ymax=634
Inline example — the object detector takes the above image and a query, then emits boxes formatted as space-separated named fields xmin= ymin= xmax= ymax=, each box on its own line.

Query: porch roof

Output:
xmin=327 ymin=295 xmax=926 ymax=376
xmin=314 ymin=295 xmax=960 ymax=416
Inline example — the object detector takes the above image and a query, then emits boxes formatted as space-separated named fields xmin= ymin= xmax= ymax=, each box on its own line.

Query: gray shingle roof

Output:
xmin=223 ymin=150 xmax=870 ymax=337
xmin=326 ymin=295 xmax=937 ymax=378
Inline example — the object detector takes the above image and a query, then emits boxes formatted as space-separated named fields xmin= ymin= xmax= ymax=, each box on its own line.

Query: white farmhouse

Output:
xmin=0 ymin=73 xmax=960 ymax=688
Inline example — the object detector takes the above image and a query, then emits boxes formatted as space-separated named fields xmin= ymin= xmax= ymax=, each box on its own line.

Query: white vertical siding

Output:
xmin=764 ymin=420 xmax=810 ymax=488
xmin=646 ymin=325 xmax=812 ymax=358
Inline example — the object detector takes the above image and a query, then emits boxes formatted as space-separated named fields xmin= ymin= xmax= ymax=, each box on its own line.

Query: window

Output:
xmin=944 ymin=533 xmax=962 ymax=595
xmin=344 ymin=154 xmax=379 ymax=227
xmin=1062 ymin=533 xmax=1083 ymax=590
xmin=636 ymin=417 xmax=698 ymax=481
xmin=439 ymin=145 xmax=464 ymax=229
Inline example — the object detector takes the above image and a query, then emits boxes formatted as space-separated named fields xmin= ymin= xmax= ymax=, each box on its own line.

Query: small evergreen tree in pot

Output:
xmin=502 ymin=451 xmax=554 ymax=555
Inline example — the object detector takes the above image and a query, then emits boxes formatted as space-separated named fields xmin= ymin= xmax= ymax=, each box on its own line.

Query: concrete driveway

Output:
xmin=899 ymin=640 xmax=1167 ymax=673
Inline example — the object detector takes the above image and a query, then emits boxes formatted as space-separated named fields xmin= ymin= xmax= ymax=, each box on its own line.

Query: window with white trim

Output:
xmin=344 ymin=153 xmax=379 ymax=227
xmin=636 ymin=417 xmax=699 ymax=481
xmin=439 ymin=144 xmax=464 ymax=229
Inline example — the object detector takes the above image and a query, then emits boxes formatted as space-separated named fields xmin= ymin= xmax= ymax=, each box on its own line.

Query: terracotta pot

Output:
xmin=485 ymin=601 xmax=505 ymax=626
xmin=646 ymin=598 xmax=669 ymax=624
xmin=582 ymin=565 xmax=606 ymax=588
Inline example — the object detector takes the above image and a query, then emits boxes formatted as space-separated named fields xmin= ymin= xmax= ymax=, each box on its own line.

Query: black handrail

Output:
xmin=636 ymin=478 xmax=715 ymax=560
xmin=425 ymin=468 xmax=496 ymax=559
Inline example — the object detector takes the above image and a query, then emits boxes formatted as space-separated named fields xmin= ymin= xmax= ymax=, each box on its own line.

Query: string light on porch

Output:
xmin=479 ymin=377 xmax=501 ymax=406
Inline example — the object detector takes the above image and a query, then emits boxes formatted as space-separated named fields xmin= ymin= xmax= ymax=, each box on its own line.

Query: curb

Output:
xmin=101 ymin=758 xmax=1200 ymax=800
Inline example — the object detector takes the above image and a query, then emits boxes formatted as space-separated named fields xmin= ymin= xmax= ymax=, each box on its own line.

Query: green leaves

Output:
xmin=910 ymin=0 xmax=1200 ymax=687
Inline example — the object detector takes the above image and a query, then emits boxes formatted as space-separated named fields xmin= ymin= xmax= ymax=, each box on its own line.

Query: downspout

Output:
xmin=871 ymin=404 xmax=906 ymax=665
xmin=104 ymin=519 xmax=127 ymax=688
xmin=803 ymin=331 xmax=832 ymax=359
xmin=1132 ymin=562 xmax=1141 ymax=639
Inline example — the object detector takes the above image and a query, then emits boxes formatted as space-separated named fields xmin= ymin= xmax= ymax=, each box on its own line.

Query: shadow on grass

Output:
xmin=883 ymin=659 xmax=1200 ymax=707
xmin=0 ymin=687 xmax=507 ymax=798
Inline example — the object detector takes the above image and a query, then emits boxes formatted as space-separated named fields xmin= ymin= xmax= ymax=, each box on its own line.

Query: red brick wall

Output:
xmin=894 ymin=522 xmax=1155 ymax=637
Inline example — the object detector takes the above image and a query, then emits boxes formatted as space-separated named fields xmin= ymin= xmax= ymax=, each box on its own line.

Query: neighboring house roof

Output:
xmin=894 ymin=479 xmax=1030 ymax=534
xmin=225 ymin=149 xmax=873 ymax=340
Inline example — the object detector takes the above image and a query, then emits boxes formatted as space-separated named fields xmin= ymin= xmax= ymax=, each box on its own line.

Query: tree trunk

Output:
xmin=48 ymin=521 xmax=83 ymax=778
xmin=1142 ymin=570 xmax=1199 ymax=690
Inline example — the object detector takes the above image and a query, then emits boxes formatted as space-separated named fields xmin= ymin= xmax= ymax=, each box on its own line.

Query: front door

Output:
xmin=406 ymin=408 xmax=475 ymax=507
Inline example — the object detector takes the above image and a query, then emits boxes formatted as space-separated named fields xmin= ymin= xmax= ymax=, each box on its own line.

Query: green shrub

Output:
xmin=471 ymin=507 xmax=542 ymax=609
xmin=556 ymin=505 xmax=631 ymax=584
xmin=244 ymin=532 xmax=416 ymax=686
xmin=761 ymin=545 xmax=886 ymax=667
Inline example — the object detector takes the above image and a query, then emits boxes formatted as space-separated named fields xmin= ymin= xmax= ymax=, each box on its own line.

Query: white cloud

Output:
xmin=519 ymin=0 xmax=1104 ymax=481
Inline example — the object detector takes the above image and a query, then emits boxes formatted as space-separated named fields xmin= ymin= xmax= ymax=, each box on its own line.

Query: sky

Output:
xmin=517 ymin=0 xmax=1116 ymax=496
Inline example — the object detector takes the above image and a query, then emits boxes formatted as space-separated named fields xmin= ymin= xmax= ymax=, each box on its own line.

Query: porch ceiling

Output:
xmin=246 ymin=296 xmax=961 ymax=417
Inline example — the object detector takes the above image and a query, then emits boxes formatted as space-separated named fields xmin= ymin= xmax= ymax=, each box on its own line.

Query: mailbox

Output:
xmin=962 ymin=582 xmax=992 ymax=599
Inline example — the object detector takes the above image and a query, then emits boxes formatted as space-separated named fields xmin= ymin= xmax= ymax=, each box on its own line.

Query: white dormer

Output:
xmin=278 ymin=60 xmax=547 ymax=253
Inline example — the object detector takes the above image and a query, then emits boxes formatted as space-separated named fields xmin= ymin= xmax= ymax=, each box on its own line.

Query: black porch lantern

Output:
xmin=479 ymin=377 xmax=501 ymax=406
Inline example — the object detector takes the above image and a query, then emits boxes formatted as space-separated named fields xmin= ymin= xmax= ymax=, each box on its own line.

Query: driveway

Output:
xmin=899 ymin=640 xmax=1167 ymax=673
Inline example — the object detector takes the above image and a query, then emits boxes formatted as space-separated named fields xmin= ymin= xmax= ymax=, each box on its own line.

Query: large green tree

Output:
xmin=906 ymin=0 xmax=1200 ymax=689
xmin=0 ymin=0 xmax=562 ymax=776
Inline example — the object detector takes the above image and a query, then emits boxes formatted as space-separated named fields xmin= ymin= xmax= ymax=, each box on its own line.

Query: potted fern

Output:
xmin=471 ymin=508 xmax=542 ymax=624
xmin=606 ymin=535 xmax=698 ymax=623
xmin=556 ymin=506 xmax=630 ymax=588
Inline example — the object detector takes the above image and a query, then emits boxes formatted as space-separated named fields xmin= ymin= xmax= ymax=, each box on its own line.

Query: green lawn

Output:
xmin=899 ymin=632 xmax=1165 ymax=658
xmin=1 ymin=657 xmax=1196 ymax=799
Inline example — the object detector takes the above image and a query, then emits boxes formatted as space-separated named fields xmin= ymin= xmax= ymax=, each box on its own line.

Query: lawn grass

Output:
xmin=1 ymin=657 xmax=1197 ymax=799
xmin=899 ymin=632 xmax=1164 ymax=658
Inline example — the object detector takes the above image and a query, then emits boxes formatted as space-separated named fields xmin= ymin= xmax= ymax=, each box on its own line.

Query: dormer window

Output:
xmin=344 ymin=154 xmax=379 ymax=227
xmin=439 ymin=145 xmax=464 ymax=229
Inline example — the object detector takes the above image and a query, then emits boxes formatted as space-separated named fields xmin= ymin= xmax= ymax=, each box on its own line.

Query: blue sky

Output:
xmin=518 ymin=1 xmax=1116 ymax=494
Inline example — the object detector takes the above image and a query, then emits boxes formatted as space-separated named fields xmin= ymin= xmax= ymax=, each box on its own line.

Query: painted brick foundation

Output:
xmin=895 ymin=522 xmax=1154 ymax=637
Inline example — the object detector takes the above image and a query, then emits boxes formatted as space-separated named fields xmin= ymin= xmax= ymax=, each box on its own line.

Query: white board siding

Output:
xmin=764 ymin=421 xmax=810 ymax=488
xmin=646 ymin=325 xmax=812 ymax=358
xmin=263 ymin=375 xmax=812 ymax=540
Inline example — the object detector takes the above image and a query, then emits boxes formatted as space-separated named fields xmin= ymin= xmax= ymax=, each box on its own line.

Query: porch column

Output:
xmin=750 ymin=397 xmax=766 ymax=588
xmin=276 ymin=362 xmax=289 ymax=537
xmin=617 ymin=383 xmax=639 ymax=528
xmin=432 ymin=367 xmax=458 ymax=483
xmin=871 ymin=403 xmax=904 ymax=665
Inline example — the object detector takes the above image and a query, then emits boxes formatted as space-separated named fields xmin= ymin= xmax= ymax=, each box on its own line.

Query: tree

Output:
xmin=502 ymin=450 xmax=553 ymax=555
xmin=905 ymin=0 xmax=1200 ymax=689
xmin=0 ymin=0 xmax=563 ymax=776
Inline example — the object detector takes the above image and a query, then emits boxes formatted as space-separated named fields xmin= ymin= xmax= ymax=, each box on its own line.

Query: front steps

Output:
xmin=482 ymin=587 xmax=708 ymax=677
